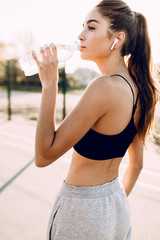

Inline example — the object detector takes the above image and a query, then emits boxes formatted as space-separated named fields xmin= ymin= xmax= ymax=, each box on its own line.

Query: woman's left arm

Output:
xmin=122 ymin=134 xmax=144 ymax=196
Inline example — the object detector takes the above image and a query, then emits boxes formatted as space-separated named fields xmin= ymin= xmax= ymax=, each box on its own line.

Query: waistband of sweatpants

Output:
xmin=59 ymin=177 xmax=122 ymax=198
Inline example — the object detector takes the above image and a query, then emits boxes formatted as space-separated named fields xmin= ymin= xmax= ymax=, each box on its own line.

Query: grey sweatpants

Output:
xmin=46 ymin=177 xmax=131 ymax=240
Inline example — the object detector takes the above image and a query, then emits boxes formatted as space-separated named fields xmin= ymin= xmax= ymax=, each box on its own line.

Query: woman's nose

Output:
xmin=78 ymin=32 xmax=85 ymax=41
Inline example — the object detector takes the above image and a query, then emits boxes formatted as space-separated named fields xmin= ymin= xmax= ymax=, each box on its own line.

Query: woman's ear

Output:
xmin=110 ymin=38 xmax=119 ymax=50
xmin=115 ymin=32 xmax=126 ymax=49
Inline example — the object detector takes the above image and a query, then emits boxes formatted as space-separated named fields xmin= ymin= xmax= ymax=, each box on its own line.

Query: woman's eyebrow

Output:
xmin=82 ymin=19 xmax=100 ymax=27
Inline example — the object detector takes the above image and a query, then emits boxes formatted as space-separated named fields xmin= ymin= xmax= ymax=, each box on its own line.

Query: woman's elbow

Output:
xmin=34 ymin=153 xmax=56 ymax=168
xmin=35 ymin=156 xmax=46 ymax=167
xmin=35 ymin=144 xmax=61 ymax=167
xmin=132 ymin=158 xmax=143 ymax=172
xmin=34 ymin=155 xmax=47 ymax=167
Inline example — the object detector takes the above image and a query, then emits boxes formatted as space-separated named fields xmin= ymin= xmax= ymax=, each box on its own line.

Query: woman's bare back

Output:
xmin=65 ymin=74 xmax=139 ymax=186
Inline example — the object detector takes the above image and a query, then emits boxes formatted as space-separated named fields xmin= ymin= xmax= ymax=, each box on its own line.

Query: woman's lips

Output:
xmin=79 ymin=46 xmax=86 ymax=51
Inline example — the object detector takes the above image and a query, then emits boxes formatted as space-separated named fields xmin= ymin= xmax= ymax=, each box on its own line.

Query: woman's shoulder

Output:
xmin=86 ymin=75 xmax=135 ymax=114
xmin=90 ymin=75 xmax=124 ymax=89
xmin=88 ymin=75 xmax=123 ymax=100
xmin=90 ymin=75 xmax=114 ymax=85
xmin=87 ymin=76 xmax=112 ymax=93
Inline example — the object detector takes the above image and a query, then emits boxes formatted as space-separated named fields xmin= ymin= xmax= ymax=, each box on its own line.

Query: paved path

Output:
xmin=0 ymin=118 xmax=160 ymax=240
xmin=0 ymin=89 xmax=160 ymax=239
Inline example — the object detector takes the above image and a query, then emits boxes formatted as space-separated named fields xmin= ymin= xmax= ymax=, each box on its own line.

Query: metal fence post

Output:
xmin=62 ymin=67 xmax=67 ymax=119
xmin=6 ymin=60 xmax=11 ymax=120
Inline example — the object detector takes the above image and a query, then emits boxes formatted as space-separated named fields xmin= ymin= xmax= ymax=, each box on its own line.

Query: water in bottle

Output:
xmin=19 ymin=42 xmax=79 ymax=76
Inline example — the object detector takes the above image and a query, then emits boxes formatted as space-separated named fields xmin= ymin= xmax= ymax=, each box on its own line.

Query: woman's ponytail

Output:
xmin=128 ymin=12 xmax=158 ymax=143
xmin=96 ymin=0 xmax=159 ymax=143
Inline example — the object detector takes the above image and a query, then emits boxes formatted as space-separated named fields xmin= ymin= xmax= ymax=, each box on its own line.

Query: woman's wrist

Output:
xmin=42 ymin=82 xmax=58 ymax=92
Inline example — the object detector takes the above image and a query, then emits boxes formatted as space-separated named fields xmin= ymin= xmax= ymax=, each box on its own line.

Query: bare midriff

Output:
xmin=65 ymin=150 xmax=122 ymax=187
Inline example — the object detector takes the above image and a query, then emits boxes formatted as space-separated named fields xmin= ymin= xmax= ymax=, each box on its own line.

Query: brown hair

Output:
xmin=96 ymin=0 xmax=159 ymax=143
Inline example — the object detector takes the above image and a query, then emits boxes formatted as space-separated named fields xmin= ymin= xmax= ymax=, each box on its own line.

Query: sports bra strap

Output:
xmin=132 ymin=92 xmax=139 ymax=116
xmin=110 ymin=74 xmax=139 ymax=116
xmin=110 ymin=74 xmax=135 ymax=107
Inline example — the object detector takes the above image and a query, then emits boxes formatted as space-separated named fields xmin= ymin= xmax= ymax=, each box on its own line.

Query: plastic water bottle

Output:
xmin=19 ymin=42 xmax=79 ymax=76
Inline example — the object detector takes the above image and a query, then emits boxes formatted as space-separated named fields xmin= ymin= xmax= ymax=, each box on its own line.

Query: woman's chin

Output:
xmin=80 ymin=54 xmax=93 ymax=61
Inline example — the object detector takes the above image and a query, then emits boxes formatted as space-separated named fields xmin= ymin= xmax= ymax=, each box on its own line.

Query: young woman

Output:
xmin=33 ymin=0 xmax=159 ymax=239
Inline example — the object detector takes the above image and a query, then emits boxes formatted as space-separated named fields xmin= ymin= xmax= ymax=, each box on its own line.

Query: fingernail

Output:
xmin=50 ymin=43 xmax=56 ymax=47
xmin=32 ymin=50 xmax=36 ymax=56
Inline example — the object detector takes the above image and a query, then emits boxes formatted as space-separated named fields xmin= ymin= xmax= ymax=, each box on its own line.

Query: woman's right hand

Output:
xmin=32 ymin=43 xmax=59 ymax=89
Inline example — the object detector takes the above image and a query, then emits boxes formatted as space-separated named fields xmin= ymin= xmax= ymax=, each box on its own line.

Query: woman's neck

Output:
xmin=95 ymin=51 xmax=128 ymax=77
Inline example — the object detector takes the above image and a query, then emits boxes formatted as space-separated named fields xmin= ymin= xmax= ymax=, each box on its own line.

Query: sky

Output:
xmin=0 ymin=0 xmax=160 ymax=73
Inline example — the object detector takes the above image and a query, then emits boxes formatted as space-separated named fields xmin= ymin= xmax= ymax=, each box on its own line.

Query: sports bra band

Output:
xmin=73 ymin=74 xmax=139 ymax=160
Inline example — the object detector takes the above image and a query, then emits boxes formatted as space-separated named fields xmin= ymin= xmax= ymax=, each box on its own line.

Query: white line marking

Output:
xmin=142 ymin=168 xmax=160 ymax=178
xmin=121 ymin=163 xmax=160 ymax=178
xmin=0 ymin=130 xmax=35 ymax=144
xmin=119 ymin=176 xmax=160 ymax=193
xmin=136 ymin=180 xmax=160 ymax=193
xmin=0 ymin=139 xmax=34 ymax=154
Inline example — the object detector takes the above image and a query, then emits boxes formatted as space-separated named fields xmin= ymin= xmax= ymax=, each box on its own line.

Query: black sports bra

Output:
xmin=73 ymin=74 xmax=139 ymax=160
